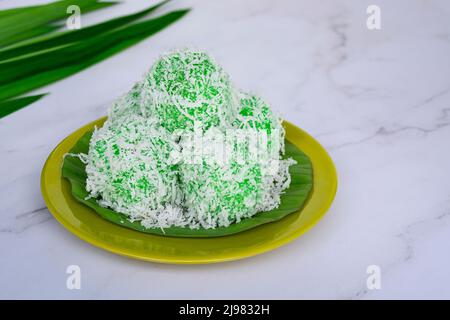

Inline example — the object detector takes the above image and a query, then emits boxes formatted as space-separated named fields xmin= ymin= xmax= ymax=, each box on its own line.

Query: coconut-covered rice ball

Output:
xmin=178 ymin=127 xmax=295 ymax=229
xmin=107 ymin=82 xmax=144 ymax=126
xmin=180 ymin=160 xmax=262 ymax=228
xmin=232 ymin=92 xmax=285 ymax=159
xmin=84 ymin=115 xmax=188 ymax=228
xmin=141 ymin=50 xmax=237 ymax=132
xmin=232 ymin=93 xmax=281 ymax=133
xmin=81 ymin=50 xmax=296 ymax=230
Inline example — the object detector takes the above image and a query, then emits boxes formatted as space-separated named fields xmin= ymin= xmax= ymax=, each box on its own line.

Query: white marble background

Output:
xmin=0 ymin=0 xmax=449 ymax=299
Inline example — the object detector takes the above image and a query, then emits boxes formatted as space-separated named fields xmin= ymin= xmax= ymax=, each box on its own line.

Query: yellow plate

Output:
xmin=41 ymin=117 xmax=337 ymax=264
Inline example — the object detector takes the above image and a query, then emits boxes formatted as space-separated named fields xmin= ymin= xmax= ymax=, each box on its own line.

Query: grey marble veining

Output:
xmin=1 ymin=0 xmax=449 ymax=299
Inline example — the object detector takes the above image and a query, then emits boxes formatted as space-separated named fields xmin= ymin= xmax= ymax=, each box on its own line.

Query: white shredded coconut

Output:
xmin=78 ymin=49 xmax=296 ymax=230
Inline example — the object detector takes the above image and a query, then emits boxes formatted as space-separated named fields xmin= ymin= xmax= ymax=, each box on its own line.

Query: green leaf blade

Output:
xmin=0 ymin=94 xmax=47 ymax=118
xmin=0 ymin=10 xmax=190 ymax=103
xmin=62 ymin=131 xmax=314 ymax=238
xmin=0 ymin=0 xmax=170 ymax=62
xmin=0 ymin=0 xmax=117 ymax=47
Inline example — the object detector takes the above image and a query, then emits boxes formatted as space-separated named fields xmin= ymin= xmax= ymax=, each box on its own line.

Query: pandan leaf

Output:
xmin=2 ymin=25 xmax=62 ymax=50
xmin=62 ymin=131 xmax=313 ymax=238
xmin=0 ymin=1 xmax=117 ymax=48
xmin=0 ymin=10 xmax=190 ymax=104
xmin=0 ymin=0 xmax=169 ymax=62
xmin=0 ymin=94 xmax=47 ymax=118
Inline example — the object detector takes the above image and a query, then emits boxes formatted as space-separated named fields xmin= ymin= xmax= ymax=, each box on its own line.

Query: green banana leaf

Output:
xmin=62 ymin=130 xmax=314 ymax=238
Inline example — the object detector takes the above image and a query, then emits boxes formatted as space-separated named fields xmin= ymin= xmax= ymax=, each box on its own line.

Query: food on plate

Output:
xmin=75 ymin=49 xmax=296 ymax=230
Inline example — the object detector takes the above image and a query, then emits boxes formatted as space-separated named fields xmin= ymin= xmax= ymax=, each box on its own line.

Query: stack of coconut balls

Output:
xmin=84 ymin=50 xmax=296 ymax=230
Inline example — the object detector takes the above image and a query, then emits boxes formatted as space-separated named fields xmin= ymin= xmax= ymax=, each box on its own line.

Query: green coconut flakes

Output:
xmin=63 ymin=49 xmax=313 ymax=236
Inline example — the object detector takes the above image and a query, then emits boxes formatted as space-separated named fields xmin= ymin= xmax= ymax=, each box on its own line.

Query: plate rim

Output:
xmin=41 ymin=117 xmax=338 ymax=264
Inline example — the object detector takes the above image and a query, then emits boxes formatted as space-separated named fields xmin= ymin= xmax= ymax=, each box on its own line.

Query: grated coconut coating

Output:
xmin=83 ymin=115 xmax=191 ymax=228
xmin=79 ymin=50 xmax=295 ymax=230
xmin=178 ymin=93 xmax=294 ymax=228
xmin=141 ymin=50 xmax=238 ymax=132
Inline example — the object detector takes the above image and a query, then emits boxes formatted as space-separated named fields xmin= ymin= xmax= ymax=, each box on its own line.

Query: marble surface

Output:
xmin=1 ymin=0 xmax=450 ymax=299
